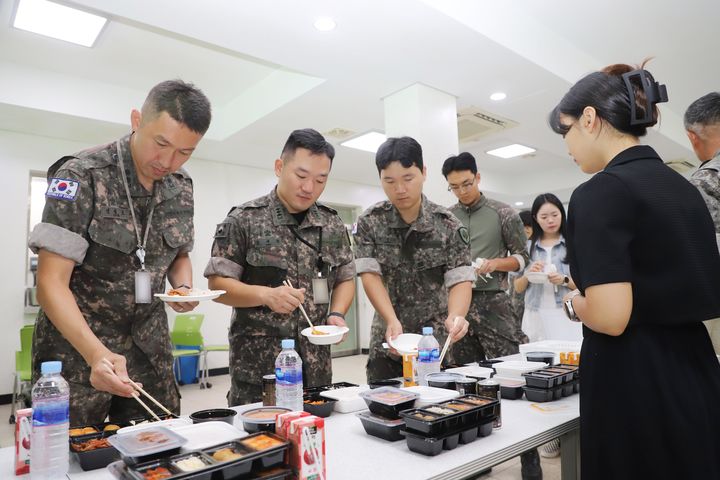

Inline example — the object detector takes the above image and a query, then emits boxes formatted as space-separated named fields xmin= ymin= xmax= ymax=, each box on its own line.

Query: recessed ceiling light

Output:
xmin=514 ymin=201 xmax=524 ymax=207
xmin=341 ymin=131 xmax=387 ymax=153
xmin=486 ymin=144 xmax=536 ymax=159
xmin=13 ymin=0 xmax=107 ymax=47
xmin=313 ymin=17 xmax=336 ymax=31
xmin=490 ymin=92 xmax=507 ymax=101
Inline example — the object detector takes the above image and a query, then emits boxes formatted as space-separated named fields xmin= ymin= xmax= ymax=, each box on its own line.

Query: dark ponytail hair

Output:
xmin=529 ymin=193 xmax=567 ymax=263
xmin=549 ymin=60 xmax=664 ymax=138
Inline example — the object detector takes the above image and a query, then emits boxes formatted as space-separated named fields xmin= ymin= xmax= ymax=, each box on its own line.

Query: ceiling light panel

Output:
xmin=341 ymin=131 xmax=387 ymax=153
xmin=486 ymin=144 xmax=536 ymax=159
xmin=13 ymin=0 xmax=108 ymax=47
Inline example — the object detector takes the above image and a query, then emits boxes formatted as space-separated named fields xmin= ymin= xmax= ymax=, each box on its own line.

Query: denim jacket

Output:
xmin=524 ymin=237 xmax=571 ymax=310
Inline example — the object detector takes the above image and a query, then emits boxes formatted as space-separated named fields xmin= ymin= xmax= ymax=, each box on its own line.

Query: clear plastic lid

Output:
xmin=356 ymin=410 xmax=404 ymax=426
xmin=359 ymin=386 xmax=418 ymax=406
xmin=107 ymin=426 xmax=186 ymax=457
xmin=424 ymin=372 xmax=466 ymax=382
xmin=240 ymin=407 xmax=291 ymax=424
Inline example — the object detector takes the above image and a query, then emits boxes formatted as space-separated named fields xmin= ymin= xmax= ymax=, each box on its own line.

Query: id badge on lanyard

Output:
xmin=117 ymin=140 xmax=155 ymax=304
xmin=135 ymin=248 xmax=152 ymax=303
xmin=312 ymin=272 xmax=329 ymax=304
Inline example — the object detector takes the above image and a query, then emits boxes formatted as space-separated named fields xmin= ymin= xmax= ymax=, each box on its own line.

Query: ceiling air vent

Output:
xmin=323 ymin=128 xmax=355 ymax=139
xmin=457 ymin=107 xmax=518 ymax=144
xmin=664 ymin=158 xmax=697 ymax=173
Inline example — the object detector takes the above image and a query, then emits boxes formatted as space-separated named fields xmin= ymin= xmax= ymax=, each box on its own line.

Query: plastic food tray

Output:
xmin=519 ymin=340 xmax=582 ymax=365
xmin=356 ymin=411 xmax=406 ymax=442
xmin=70 ymin=432 xmax=120 ymax=471
xmin=303 ymin=395 xmax=336 ymax=418
xmin=444 ymin=365 xmax=495 ymax=380
xmin=523 ymin=384 xmax=564 ymax=402
xmin=360 ymin=386 xmax=418 ymax=419
xmin=303 ymin=381 xmax=359 ymax=396
xmin=493 ymin=360 xmax=547 ymax=379
xmin=401 ymin=385 xmax=459 ymax=407
xmin=173 ymin=421 xmax=245 ymax=452
xmin=108 ymin=426 xmax=187 ymax=465
xmin=319 ymin=386 xmax=369 ymax=413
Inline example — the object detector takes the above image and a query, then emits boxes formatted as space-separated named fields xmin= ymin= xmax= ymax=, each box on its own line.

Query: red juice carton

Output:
xmin=276 ymin=410 xmax=310 ymax=439
xmin=15 ymin=408 xmax=32 ymax=475
xmin=288 ymin=416 xmax=325 ymax=480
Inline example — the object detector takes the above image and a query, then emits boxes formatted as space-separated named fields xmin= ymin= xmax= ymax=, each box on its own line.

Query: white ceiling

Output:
xmin=1 ymin=0 xmax=716 ymax=207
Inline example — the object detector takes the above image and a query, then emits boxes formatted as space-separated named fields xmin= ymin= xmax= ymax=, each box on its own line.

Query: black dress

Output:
xmin=567 ymin=145 xmax=720 ymax=480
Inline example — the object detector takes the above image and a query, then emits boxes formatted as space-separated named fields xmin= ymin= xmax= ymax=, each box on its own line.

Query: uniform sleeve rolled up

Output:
xmin=334 ymin=261 xmax=356 ymax=283
xmin=355 ymin=257 xmax=381 ymax=275
xmin=29 ymin=222 xmax=89 ymax=264
xmin=444 ymin=265 xmax=475 ymax=289
xmin=203 ymin=256 xmax=243 ymax=279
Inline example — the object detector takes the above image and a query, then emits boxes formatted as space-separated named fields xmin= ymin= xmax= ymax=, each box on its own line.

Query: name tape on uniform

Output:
xmin=46 ymin=178 xmax=80 ymax=201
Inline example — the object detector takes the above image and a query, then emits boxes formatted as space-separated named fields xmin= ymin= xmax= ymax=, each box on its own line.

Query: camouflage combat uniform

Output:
xmin=690 ymin=151 xmax=720 ymax=353
xmin=448 ymin=194 xmax=529 ymax=360
xmin=690 ymin=152 xmax=720 ymax=251
xmin=204 ymin=189 xmax=355 ymax=406
xmin=28 ymin=134 xmax=192 ymax=425
xmin=354 ymin=195 xmax=474 ymax=381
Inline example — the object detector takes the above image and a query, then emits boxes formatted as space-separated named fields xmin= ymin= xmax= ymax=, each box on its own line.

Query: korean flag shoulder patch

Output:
xmin=46 ymin=178 xmax=80 ymax=201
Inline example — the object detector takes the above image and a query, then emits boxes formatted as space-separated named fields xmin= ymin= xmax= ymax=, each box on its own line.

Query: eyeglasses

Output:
xmin=447 ymin=180 xmax=475 ymax=192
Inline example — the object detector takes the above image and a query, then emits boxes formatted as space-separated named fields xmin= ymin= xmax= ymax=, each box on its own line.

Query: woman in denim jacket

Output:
xmin=514 ymin=194 xmax=582 ymax=342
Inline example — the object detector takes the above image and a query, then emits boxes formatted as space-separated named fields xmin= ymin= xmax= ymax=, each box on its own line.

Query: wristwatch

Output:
xmin=563 ymin=290 xmax=582 ymax=322
xmin=563 ymin=276 xmax=570 ymax=285
xmin=328 ymin=311 xmax=345 ymax=320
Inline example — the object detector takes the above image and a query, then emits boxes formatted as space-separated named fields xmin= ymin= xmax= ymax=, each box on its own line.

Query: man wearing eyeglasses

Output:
xmin=442 ymin=152 xmax=529 ymax=363
xmin=442 ymin=152 xmax=537 ymax=479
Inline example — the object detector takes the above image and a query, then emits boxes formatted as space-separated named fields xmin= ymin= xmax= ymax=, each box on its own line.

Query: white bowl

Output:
xmin=388 ymin=333 xmax=422 ymax=354
xmin=301 ymin=325 xmax=349 ymax=345
xmin=526 ymin=271 xmax=549 ymax=284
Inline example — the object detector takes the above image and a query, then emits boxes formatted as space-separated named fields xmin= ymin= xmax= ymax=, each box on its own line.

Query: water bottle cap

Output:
xmin=422 ymin=327 xmax=433 ymax=335
xmin=281 ymin=339 xmax=295 ymax=349
xmin=41 ymin=361 xmax=62 ymax=375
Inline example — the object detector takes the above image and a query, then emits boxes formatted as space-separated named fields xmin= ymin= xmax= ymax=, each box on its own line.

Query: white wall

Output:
xmin=1 ymin=129 xmax=385 ymax=396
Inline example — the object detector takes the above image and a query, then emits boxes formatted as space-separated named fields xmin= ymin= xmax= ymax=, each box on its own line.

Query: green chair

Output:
xmin=199 ymin=343 xmax=229 ymax=389
xmin=170 ymin=314 xmax=203 ymax=386
xmin=10 ymin=325 xmax=34 ymax=424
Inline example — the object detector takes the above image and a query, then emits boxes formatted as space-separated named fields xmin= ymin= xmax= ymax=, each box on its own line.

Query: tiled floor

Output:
xmin=0 ymin=355 xmax=560 ymax=479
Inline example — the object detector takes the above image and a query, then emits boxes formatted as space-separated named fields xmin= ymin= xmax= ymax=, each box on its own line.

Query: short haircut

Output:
xmin=442 ymin=152 xmax=478 ymax=178
xmin=375 ymin=136 xmax=423 ymax=174
xmin=281 ymin=128 xmax=335 ymax=164
xmin=684 ymin=92 xmax=720 ymax=133
xmin=141 ymin=80 xmax=211 ymax=135
xmin=518 ymin=210 xmax=533 ymax=227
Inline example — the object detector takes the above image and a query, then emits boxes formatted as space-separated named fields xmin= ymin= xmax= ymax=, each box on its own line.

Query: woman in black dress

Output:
xmin=549 ymin=63 xmax=720 ymax=479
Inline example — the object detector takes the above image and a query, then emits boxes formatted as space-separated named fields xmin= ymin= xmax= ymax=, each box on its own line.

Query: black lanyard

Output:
xmin=288 ymin=226 xmax=325 ymax=273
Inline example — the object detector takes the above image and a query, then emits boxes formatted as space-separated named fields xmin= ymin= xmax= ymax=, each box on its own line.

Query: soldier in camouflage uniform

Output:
xmin=354 ymin=137 xmax=473 ymax=382
xmin=205 ymin=129 xmax=355 ymax=406
xmin=28 ymin=80 xmax=211 ymax=425
xmin=442 ymin=152 xmax=529 ymax=361
xmin=685 ymin=92 xmax=720 ymax=353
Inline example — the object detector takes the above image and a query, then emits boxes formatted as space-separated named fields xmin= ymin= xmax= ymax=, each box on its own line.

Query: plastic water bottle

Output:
xmin=416 ymin=327 xmax=441 ymax=386
xmin=31 ymin=361 xmax=69 ymax=480
xmin=275 ymin=339 xmax=303 ymax=411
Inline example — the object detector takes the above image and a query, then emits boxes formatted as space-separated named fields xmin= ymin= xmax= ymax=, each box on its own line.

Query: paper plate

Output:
xmin=526 ymin=272 xmax=549 ymax=284
xmin=301 ymin=325 xmax=349 ymax=345
xmin=154 ymin=290 xmax=226 ymax=302
xmin=388 ymin=333 xmax=422 ymax=355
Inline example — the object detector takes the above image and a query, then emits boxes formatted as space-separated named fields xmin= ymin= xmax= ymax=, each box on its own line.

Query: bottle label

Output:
xmin=275 ymin=367 xmax=302 ymax=386
xmin=32 ymin=397 xmax=69 ymax=427
xmin=418 ymin=348 xmax=440 ymax=363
